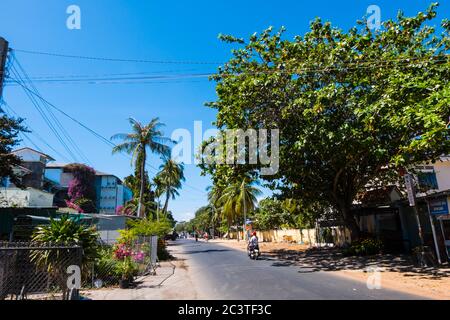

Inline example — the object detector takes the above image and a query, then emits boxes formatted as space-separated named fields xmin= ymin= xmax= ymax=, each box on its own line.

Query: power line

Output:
xmin=2 ymin=101 xmax=72 ymax=162
xmin=12 ymin=55 xmax=92 ymax=165
xmin=4 ymin=55 xmax=447 ymax=87
xmin=10 ymin=65 xmax=81 ymax=162
xmin=7 ymin=81 xmax=208 ymax=194
xmin=14 ymin=48 xmax=223 ymax=65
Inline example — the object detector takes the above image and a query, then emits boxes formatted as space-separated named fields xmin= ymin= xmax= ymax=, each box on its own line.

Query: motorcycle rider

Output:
xmin=248 ymin=231 xmax=259 ymax=254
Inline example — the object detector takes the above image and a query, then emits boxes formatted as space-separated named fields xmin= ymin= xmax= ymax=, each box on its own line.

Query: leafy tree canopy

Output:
xmin=0 ymin=110 xmax=28 ymax=187
xmin=208 ymin=3 xmax=450 ymax=239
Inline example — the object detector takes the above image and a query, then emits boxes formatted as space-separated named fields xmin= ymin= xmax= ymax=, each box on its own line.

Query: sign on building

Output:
xmin=404 ymin=174 xmax=416 ymax=207
xmin=429 ymin=197 xmax=449 ymax=215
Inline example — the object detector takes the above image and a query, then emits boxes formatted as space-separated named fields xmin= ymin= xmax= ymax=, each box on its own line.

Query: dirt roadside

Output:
xmin=211 ymin=238 xmax=450 ymax=300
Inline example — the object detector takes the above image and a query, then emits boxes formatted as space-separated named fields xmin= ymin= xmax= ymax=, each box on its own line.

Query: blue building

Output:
xmin=45 ymin=164 xmax=133 ymax=214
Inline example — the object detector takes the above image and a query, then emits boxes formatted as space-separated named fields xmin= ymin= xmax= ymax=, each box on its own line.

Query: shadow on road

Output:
xmin=182 ymin=249 xmax=232 ymax=255
xmin=265 ymin=247 xmax=449 ymax=279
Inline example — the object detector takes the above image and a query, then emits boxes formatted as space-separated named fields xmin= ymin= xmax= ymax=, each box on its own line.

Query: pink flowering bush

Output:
xmin=132 ymin=251 xmax=145 ymax=263
xmin=113 ymin=243 xmax=133 ymax=261
xmin=65 ymin=200 xmax=84 ymax=213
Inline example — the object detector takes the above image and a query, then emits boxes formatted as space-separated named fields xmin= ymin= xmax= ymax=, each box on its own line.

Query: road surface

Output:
xmin=168 ymin=239 xmax=425 ymax=300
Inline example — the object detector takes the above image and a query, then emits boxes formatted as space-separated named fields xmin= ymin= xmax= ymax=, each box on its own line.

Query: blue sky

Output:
xmin=0 ymin=1 xmax=448 ymax=222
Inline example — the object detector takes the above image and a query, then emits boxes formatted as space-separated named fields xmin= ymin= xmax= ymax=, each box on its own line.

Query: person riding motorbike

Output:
xmin=248 ymin=231 xmax=259 ymax=255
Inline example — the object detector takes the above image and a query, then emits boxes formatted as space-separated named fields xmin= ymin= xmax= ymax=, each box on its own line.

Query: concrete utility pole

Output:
xmin=0 ymin=37 xmax=9 ymax=101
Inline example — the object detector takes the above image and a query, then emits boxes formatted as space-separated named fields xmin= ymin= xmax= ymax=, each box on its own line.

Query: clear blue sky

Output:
xmin=0 ymin=1 xmax=448 ymax=222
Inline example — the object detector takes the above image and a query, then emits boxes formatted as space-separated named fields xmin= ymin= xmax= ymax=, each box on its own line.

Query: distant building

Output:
xmin=44 ymin=164 xmax=133 ymax=214
xmin=11 ymin=148 xmax=55 ymax=190
xmin=0 ymin=148 xmax=55 ymax=209
xmin=95 ymin=171 xmax=133 ymax=214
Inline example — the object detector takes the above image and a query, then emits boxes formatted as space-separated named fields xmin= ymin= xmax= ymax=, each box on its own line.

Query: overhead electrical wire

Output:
xmin=9 ymin=65 xmax=80 ymax=163
xmin=6 ymin=80 xmax=207 ymax=194
xmin=14 ymin=48 xmax=223 ymax=65
xmin=4 ymin=54 xmax=447 ymax=87
xmin=2 ymin=101 xmax=72 ymax=162
xmin=11 ymin=55 xmax=92 ymax=165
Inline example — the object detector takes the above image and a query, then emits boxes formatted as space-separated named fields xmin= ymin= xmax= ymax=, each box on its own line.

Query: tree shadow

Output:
xmin=266 ymin=247 xmax=450 ymax=279
xmin=182 ymin=249 xmax=231 ymax=255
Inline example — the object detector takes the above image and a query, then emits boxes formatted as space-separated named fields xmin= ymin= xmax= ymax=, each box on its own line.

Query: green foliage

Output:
xmin=207 ymin=3 xmax=450 ymax=239
xmin=0 ymin=111 xmax=28 ymax=187
xmin=112 ymin=117 xmax=172 ymax=217
xmin=343 ymin=238 xmax=384 ymax=256
xmin=253 ymin=198 xmax=292 ymax=230
xmin=155 ymin=158 xmax=185 ymax=215
xmin=94 ymin=246 xmax=122 ymax=285
xmin=125 ymin=217 xmax=173 ymax=239
xmin=31 ymin=215 xmax=100 ymax=271
xmin=73 ymin=197 xmax=97 ymax=213
xmin=116 ymin=257 xmax=139 ymax=280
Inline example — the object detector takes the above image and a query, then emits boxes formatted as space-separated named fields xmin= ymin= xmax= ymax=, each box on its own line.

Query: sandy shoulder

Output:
xmin=210 ymin=238 xmax=449 ymax=300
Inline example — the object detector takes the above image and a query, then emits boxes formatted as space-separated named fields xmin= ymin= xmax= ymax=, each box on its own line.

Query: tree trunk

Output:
xmin=163 ymin=191 xmax=170 ymax=215
xmin=341 ymin=206 xmax=360 ymax=242
xmin=137 ymin=149 xmax=146 ymax=218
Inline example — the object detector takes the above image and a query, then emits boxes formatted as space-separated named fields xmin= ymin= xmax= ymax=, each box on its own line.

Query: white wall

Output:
xmin=0 ymin=188 xmax=54 ymax=207
xmin=434 ymin=161 xmax=450 ymax=192
xmin=13 ymin=149 xmax=44 ymax=162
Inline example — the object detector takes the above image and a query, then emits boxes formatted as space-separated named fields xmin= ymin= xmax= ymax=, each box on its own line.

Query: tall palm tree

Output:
xmin=218 ymin=175 xmax=261 ymax=241
xmin=111 ymin=117 xmax=171 ymax=218
xmin=218 ymin=183 xmax=240 ymax=240
xmin=236 ymin=175 xmax=261 ymax=240
xmin=156 ymin=157 xmax=185 ymax=216
xmin=207 ymin=185 xmax=223 ymax=237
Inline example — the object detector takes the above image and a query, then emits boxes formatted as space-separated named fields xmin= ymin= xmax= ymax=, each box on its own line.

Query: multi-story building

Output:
xmin=95 ymin=171 xmax=133 ymax=214
xmin=44 ymin=164 xmax=133 ymax=214
xmin=0 ymin=148 xmax=55 ymax=208
xmin=10 ymin=147 xmax=55 ymax=189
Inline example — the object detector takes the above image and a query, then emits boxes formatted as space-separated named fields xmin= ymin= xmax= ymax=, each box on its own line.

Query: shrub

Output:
xmin=94 ymin=246 xmax=122 ymax=286
xmin=126 ymin=218 xmax=172 ymax=238
xmin=343 ymin=238 xmax=383 ymax=256
xmin=31 ymin=215 xmax=100 ymax=270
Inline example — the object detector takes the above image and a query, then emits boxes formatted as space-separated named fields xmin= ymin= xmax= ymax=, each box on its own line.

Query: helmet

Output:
xmin=252 ymin=231 xmax=257 ymax=236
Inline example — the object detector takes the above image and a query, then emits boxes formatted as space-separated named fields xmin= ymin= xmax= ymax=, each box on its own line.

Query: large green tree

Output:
xmin=208 ymin=3 xmax=450 ymax=240
xmin=112 ymin=118 xmax=171 ymax=218
xmin=0 ymin=110 xmax=27 ymax=187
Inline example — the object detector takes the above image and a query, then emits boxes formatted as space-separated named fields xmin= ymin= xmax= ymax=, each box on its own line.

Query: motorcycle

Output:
xmin=247 ymin=244 xmax=261 ymax=260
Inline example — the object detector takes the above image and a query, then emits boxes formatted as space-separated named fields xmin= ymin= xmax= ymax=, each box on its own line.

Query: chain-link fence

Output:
xmin=0 ymin=236 xmax=159 ymax=298
xmin=0 ymin=241 xmax=82 ymax=300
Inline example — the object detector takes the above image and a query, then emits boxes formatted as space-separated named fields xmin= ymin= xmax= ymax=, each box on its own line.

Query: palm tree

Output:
xmin=218 ymin=183 xmax=240 ymax=240
xmin=207 ymin=185 xmax=223 ymax=237
xmin=156 ymin=157 xmax=185 ymax=216
xmin=236 ymin=175 xmax=261 ymax=240
xmin=111 ymin=118 xmax=171 ymax=218
xmin=218 ymin=175 xmax=261 ymax=241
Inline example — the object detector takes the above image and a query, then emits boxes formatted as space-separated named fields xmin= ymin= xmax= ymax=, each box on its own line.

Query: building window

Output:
xmin=418 ymin=171 xmax=439 ymax=191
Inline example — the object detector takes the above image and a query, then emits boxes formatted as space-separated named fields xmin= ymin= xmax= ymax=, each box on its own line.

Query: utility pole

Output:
xmin=0 ymin=37 xmax=9 ymax=102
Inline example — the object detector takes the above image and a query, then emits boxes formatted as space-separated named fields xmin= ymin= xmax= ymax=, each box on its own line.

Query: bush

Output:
xmin=94 ymin=246 xmax=122 ymax=286
xmin=157 ymin=239 xmax=172 ymax=261
xmin=343 ymin=238 xmax=383 ymax=256
xmin=126 ymin=218 xmax=173 ymax=238
xmin=31 ymin=215 xmax=100 ymax=270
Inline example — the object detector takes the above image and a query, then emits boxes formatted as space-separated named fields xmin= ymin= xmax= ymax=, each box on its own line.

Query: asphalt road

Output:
xmin=169 ymin=239 xmax=425 ymax=300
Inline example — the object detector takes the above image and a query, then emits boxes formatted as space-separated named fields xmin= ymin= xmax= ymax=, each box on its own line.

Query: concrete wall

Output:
xmin=0 ymin=188 xmax=54 ymax=207
xmin=227 ymin=227 xmax=351 ymax=246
